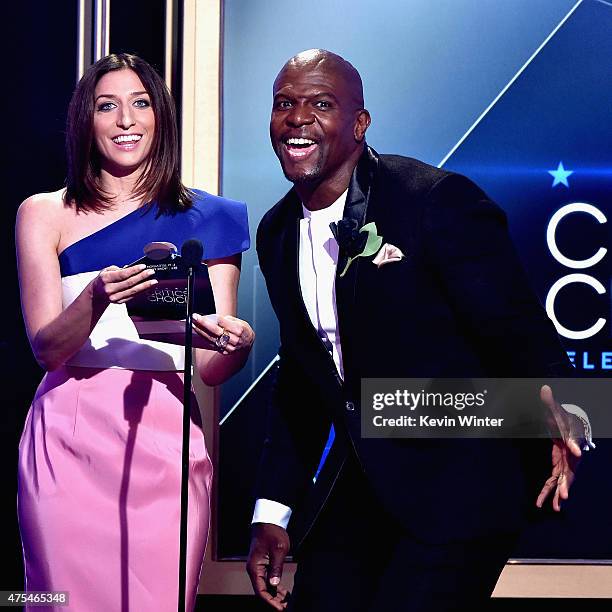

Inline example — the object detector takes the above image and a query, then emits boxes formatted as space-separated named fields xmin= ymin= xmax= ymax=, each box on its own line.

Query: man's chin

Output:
xmin=280 ymin=164 xmax=321 ymax=185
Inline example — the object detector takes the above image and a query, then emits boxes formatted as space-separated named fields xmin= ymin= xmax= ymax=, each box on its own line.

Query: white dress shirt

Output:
xmin=252 ymin=191 xmax=347 ymax=529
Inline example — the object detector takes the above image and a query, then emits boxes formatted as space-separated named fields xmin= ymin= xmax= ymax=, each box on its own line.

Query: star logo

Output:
xmin=548 ymin=161 xmax=574 ymax=188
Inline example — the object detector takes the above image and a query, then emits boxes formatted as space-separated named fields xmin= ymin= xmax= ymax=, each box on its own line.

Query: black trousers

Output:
xmin=289 ymin=455 xmax=519 ymax=612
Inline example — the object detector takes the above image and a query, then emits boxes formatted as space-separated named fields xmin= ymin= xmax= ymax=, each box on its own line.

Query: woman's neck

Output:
xmin=98 ymin=166 xmax=145 ymax=207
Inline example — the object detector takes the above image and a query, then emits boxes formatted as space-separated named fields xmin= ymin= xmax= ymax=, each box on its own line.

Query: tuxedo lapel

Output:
xmin=272 ymin=147 xmax=379 ymax=392
xmin=277 ymin=190 xmax=310 ymax=329
xmin=335 ymin=147 xmax=379 ymax=384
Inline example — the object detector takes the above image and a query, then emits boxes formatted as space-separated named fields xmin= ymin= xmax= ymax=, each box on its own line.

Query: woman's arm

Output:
xmin=193 ymin=254 xmax=254 ymax=386
xmin=16 ymin=195 xmax=157 ymax=371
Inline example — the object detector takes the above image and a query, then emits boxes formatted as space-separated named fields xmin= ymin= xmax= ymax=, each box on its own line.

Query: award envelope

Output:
xmin=126 ymin=242 xmax=216 ymax=348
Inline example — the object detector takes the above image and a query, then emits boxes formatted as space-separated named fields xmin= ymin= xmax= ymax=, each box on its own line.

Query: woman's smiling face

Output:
xmin=92 ymin=68 xmax=155 ymax=176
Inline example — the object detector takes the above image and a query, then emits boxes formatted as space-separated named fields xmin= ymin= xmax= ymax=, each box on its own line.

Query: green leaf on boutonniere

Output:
xmin=339 ymin=222 xmax=384 ymax=277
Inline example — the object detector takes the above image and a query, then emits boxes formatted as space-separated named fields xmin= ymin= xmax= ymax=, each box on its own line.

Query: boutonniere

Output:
xmin=330 ymin=219 xmax=404 ymax=277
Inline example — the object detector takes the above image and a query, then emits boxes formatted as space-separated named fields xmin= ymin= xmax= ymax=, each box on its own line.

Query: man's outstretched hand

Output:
xmin=536 ymin=384 xmax=582 ymax=512
xmin=247 ymin=523 xmax=291 ymax=610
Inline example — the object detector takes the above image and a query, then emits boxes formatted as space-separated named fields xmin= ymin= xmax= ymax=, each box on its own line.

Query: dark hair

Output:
xmin=65 ymin=53 xmax=192 ymax=214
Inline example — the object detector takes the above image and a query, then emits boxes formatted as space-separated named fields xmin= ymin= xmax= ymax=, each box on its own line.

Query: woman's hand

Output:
xmin=193 ymin=255 xmax=254 ymax=385
xmin=192 ymin=313 xmax=255 ymax=355
xmin=90 ymin=264 xmax=157 ymax=305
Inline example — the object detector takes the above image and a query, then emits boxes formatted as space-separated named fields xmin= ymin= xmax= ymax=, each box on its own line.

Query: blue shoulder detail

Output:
xmin=188 ymin=189 xmax=250 ymax=260
xmin=58 ymin=191 xmax=250 ymax=277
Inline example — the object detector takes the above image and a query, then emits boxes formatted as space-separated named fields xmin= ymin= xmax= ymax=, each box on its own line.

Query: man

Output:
xmin=246 ymin=49 xmax=582 ymax=611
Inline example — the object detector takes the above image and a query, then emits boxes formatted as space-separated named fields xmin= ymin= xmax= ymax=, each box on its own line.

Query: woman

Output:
xmin=16 ymin=53 xmax=253 ymax=610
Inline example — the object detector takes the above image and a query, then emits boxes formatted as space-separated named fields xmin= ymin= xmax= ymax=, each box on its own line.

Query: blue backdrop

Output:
xmin=220 ymin=0 xmax=579 ymax=413
xmin=216 ymin=0 xmax=612 ymax=560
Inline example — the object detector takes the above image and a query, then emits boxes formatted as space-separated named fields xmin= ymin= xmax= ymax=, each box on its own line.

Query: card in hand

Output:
xmin=126 ymin=242 xmax=216 ymax=347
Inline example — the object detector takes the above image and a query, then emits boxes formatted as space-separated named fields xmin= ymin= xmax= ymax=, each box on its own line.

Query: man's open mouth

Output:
xmin=283 ymin=137 xmax=318 ymax=159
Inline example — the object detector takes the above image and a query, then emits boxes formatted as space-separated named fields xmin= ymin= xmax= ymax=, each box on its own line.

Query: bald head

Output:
xmin=270 ymin=49 xmax=371 ymax=209
xmin=275 ymin=49 xmax=364 ymax=108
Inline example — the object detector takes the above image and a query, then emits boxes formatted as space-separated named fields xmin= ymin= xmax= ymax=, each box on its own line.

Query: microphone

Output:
xmin=178 ymin=237 xmax=203 ymax=612
xmin=181 ymin=238 xmax=203 ymax=267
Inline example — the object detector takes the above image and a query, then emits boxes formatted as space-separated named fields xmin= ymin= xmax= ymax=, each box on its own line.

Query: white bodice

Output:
xmin=63 ymin=271 xmax=185 ymax=371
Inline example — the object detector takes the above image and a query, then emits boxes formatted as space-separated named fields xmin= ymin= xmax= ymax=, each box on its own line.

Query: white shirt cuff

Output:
xmin=252 ymin=498 xmax=292 ymax=529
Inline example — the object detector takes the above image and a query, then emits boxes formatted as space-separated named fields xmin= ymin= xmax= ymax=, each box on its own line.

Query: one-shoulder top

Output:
xmin=59 ymin=189 xmax=249 ymax=371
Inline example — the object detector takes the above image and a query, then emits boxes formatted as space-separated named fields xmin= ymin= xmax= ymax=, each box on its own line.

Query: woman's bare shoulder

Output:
xmin=19 ymin=187 xmax=68 ymax=209
xmin=16 ymin=189 xmax=69 ymax=245
xmin=18 ymin=188 xmax=69 ymax=218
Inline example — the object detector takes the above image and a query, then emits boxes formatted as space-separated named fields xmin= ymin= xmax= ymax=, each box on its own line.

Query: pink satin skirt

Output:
xmin=18 ymin=366 xmax=212 ymax=611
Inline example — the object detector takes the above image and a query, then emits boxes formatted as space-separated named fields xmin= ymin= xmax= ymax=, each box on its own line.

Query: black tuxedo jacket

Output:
xmin=255 ymin=146 xmax=571 ymax=548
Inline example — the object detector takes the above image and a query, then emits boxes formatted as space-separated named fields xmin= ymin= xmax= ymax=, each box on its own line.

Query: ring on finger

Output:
xmin=214 ymin=328 xmax=231 ymax=350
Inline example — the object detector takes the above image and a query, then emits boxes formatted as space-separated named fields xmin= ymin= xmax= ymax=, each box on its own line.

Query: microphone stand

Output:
xmin=178 ymin=240 xmax=201 ymax=612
